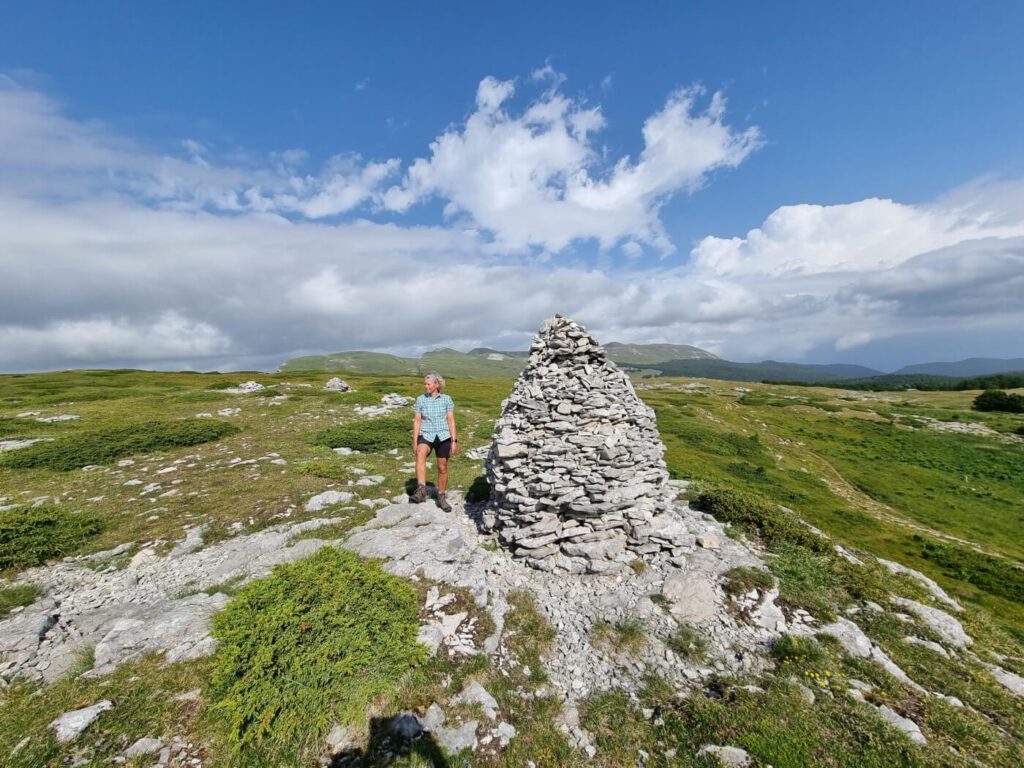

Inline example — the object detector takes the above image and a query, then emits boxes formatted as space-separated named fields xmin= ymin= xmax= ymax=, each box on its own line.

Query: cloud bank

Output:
xmin=0 ymin=74 xmax=1022 ymax=372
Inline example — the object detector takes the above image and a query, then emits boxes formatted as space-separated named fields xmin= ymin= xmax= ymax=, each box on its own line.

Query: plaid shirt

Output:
xmin=415 ymin=393 xmax=454 ymax=440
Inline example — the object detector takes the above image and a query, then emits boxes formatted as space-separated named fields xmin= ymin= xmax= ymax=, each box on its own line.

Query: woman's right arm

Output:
xmin=412 ymin=412 xmax=422 ymax=452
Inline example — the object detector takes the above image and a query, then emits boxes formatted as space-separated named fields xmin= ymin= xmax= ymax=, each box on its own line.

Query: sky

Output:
xmin=1 ymin=2 xmax=1023 ymax=373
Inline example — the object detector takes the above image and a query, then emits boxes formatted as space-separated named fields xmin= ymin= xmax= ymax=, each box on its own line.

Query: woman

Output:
xmin=410 ymin=371 xmax=457 ymax=512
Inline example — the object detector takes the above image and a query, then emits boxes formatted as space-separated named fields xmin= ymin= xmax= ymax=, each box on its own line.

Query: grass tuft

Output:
xmin=591 ymin=618 xmax=647 ymax=656
xmin=666 ymin=623 xmax=708 ymax=661
xmin=723 ymin=565 xmax=776 ymax=596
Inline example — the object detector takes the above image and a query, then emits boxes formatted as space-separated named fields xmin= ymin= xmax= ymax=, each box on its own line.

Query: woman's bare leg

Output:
xmin=415 ymin=443 xmax=431 ymax=486
xmin=437 ymin=457 xmax=448 ymax=492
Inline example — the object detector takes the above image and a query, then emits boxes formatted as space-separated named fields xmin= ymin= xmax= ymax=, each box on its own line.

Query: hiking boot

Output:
xmin=437 ymin=492 xmax=452 ymax=513
xmin=410 ymin=484 xmax=427 ymax=503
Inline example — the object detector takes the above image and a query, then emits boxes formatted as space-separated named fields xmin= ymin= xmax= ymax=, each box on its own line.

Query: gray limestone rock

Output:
xmin=125 ymin=737 xmax=163 ymax=758
xmin=305 ymin=490 xmax=355 ymax=512
xmin=435 ymin=720 xmax=479 ymax=754
xmin=454 ymin=681 xmax=499 ymax=720
xmin=697 ymin=744 xmax=752 ymax=766
xmin=49 ymin=700 xmax=113 ymax=743
xmin=324 ymin=377 xmax=353 ymax=392
xmin=876 ymin=705 xmax=926 ymax=744
xmin=890 ymin=597 xmax=971 ymax=648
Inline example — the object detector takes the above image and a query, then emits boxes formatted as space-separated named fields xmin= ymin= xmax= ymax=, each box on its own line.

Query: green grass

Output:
xmin=0 ymin=419 xmax=240 ymax=471
xmin=0 ymin=505 xmax=104 ymax=571
xmin=207 ymin=547 xmax=425 ymax=763
xmin=2 ymin=369 xmax=1024 ymax=764
xmin=0 ymin=582 xmax=41 ymax=616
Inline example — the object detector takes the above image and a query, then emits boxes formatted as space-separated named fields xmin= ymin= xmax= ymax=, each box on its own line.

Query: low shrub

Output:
xmin=313 ymin=415 xmax=410 ymax=453
xmin=0 ymin=419 xmax=240 ymax=471
xmin=691 ymin=487 xmax=830 ymax=553
xmin=0 ymin=505 xmax=104 ymax=570
xmin=973 ymin=390 xmax=1024 ymax=414
xmin=208 ymin=548 xmax=425 ymax=761
xmin=723 ymin=566 xmax=776 ymax=596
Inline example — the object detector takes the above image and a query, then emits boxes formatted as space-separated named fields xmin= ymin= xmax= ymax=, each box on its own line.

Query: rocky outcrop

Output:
xmin=485 ymin=315 xmax=678 ymax=573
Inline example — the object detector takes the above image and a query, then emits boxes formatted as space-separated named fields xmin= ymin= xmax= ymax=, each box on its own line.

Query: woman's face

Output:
xmin=423 ymin=376 xmax=439 ymax=395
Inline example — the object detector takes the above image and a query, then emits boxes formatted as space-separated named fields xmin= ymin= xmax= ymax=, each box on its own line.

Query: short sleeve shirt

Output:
xmin=415 ymin=393 xmax=454 ymax=441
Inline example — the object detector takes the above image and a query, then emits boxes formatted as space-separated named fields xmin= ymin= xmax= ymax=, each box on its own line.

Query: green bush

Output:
xmin=692 ymin=487 xmax=830 ymax=553
xmin=0 ymin=506 xmax=104 ymax=570
xmin=313 ymin=415 xmax=410 ymax=453
xmin=208 ymin=548 xmax=425 ymax=761
xmin=0 ymin=419 xmax=240 ymax=471
xmin=973 ymin=390 xmax=1024 ymax=414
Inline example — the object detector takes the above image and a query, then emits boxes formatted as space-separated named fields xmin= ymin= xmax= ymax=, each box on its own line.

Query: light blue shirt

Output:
xmin=415 ymin=393 xmax=454 ymax=440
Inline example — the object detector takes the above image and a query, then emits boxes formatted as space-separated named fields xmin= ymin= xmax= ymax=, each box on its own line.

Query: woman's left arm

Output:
xmin=446 ymin=409 xmax=457 ymax=455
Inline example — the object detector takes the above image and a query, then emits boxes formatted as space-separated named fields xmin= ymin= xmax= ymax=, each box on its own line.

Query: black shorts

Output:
xmin=418 ymin=435 xmax=452 ymax=459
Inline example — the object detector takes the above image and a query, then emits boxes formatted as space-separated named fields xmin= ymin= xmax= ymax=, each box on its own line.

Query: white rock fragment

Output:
xmin=125 ymin=737 xmax=164 ymax=757
xmin=49 ymin=700 xmax=113 ymax=743
xmin=697 ymin=744 xmax=752 ymax=766
xmin=222 ymin=381 xmax=265 ymax=394
xmin=876 ymin=705 xmax=926 ymax=744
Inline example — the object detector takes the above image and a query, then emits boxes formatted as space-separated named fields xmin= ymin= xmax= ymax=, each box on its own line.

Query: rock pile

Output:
xmin=324 ymin=377 xmax=353 ymax=392
xmin=485 ymin=315 xmax=679 ymax=573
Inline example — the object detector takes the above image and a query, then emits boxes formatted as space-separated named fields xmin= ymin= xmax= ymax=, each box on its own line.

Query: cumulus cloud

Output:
xmin=383 ymin=78 xmax=761 ymax=252
xmin=1 ymin=73 xmax=1023 ymax=372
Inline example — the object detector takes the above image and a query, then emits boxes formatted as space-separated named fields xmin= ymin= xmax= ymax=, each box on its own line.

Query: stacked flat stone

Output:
xmin=486 ymin=315 xmax=678 ymax=573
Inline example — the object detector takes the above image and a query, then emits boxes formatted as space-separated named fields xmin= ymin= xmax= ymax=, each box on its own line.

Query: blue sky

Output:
xmin=1 ymin=2 xmax=1022 ymax=371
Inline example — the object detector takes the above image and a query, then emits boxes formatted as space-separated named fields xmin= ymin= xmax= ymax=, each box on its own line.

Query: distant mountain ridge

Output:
xmin=280 ymin=342 xmax=719 ymax=377
xmin=893 ymin=358 xmax=1024 ymax=377
xmin=280 ymin=346 xmax=1024 ymax=385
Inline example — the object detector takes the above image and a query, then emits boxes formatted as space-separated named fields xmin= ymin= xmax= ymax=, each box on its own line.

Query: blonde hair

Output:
xmin=424 ymin=371 xmax=445 ymax=391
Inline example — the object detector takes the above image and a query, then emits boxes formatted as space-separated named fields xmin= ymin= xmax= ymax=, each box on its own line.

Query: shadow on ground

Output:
xmin=330 ymin=714 xmax=450 ymax=767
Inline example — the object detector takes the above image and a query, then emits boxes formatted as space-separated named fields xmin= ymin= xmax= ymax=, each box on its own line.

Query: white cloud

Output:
xmin=1 ymin=75 xmax=1023 ymax=372
xmin=691 ymin=196 xmax=1024 ymax=276
xmin=383 ymin=80 xmax=760 ymax=253
xmin=0 ymin=311 xmax=231 ymax=369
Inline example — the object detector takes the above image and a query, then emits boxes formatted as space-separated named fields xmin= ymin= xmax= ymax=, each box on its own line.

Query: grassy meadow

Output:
xmin=1 ymin=368 xmax=1023 ymax=766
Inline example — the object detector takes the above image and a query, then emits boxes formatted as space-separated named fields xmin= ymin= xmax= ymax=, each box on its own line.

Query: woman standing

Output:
xmin=410 ymin=371 xmax=457 ymax=512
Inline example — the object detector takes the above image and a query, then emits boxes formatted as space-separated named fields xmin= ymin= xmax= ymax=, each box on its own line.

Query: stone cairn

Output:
xmin=486 ymin=315 xmax=682 ymax=573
